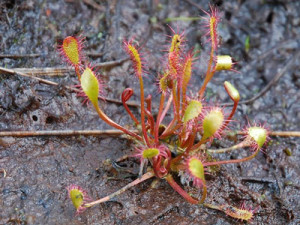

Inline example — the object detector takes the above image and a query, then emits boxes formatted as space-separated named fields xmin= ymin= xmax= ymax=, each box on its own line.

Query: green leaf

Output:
xmin=81 ymin=67 xmax=99 ymax=107
xmin=189 ymin=158 xmax=205 ymax=180
xmin=224 ymin=81 xmax=240 ymax=102
xmin=248 ymin=127 xmax=267 ymax=148
xmin=202 ymin=109 xmax=224 ymax=139
xmin=69 ymin=189 xmax=84 ymax=210
xmin=183 ymin=100 xmax=202 ymax=123
xmin=142 ymin=148 xmax=159 ymax=159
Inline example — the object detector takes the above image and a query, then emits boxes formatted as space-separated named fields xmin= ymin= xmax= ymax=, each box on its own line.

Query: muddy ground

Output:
xmin=0 ymin=0 xmax=300 ymax=224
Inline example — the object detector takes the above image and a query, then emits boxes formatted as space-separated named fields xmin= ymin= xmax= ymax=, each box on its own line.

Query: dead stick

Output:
xmin=0 ymin=129 xmax=298 ymax=138
xmin=13 ymin=67 xmax=71 ymax=76
xmin=6 ymin=57 xmax=129 ymax=76
xmin=0 ymin=67 xmax=58 ymax=86
xmin=0 ymin=53 xmax=123 ymax=60
xmin=0 ymin=54 xmax=41 ymax=59
xmin=83 ymin=0 xmax=104 ymax=11
xmin=94 ymin=57 xmax=129 ymax=67
xmin=237 ymin=53 xmax=299 ymax=105
xmin=236 ymin=131 xmax=300 ymax=137
xmin=0 ymin=129 xmax=139 ymax=137
xmin=0 ymin=66 xmax=139 ymax=107
xmin=222 ymin=53 xmax=299 ymax=106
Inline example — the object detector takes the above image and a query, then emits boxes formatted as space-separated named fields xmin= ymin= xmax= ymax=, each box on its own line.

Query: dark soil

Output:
xmin=0 ymin=0 xmax=300 ymax=224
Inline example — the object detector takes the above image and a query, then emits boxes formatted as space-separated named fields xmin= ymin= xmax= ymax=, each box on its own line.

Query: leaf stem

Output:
xmin=198 ymin=47 xmax=215 ymax=98
xmin=139 ymin=75 xmax=150 ymax=146
xmin=94 ymin=105 xmax=142 ymax=141
xmin=84 ymin=171 xmax=154 ymax=208
xmin=154 ymin=92 xmax=166 ymax=143
xmin=165 ymin=174 xmax=199 ymax=204
xmin=205 ymin=144 xmax=260 ymax=167
xmin=207 ymin=141 xmax=249 ymax=154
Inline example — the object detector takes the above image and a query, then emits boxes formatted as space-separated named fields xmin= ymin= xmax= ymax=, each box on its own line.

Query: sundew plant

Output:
xmin=60 ymin=5 xmax=269 ymax=221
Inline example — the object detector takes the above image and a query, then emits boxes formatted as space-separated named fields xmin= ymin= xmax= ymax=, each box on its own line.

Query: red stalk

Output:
xmin=205 ymin=145 xmax=260 ymax=167
xmin=165 ymin=174 xmax=199 ymax=204
xmin=121 ymin=88 xmax=139 ymax=125
xmin=154 ymin=92 xmax=166 ymax=143
xmin=138 ymin=75 xmax=150 ymax=146
xmin=94 ymin=105 xmax=142 ymax=141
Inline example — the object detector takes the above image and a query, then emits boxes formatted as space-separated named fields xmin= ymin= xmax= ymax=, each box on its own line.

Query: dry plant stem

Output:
xmin=165 ymin=174 xmax=206 ymax=204
xmin=13 ymin=67 xmax=71 ymax=76
xmin=94 ymin=56 xmax=129 ymax=68
xmin=269 ymin=131 xmax=300 ymax=137
xmin=0 ymin=53 xmax=40 ymax=59
xmin=0 ymin=66 xmax=139 ymax=107
xmin=94 ymin=105 xmax=142 ymax=141
xmin=0 ymin=53 xmax=100 ymax=62
xmin=3 ymin=58 xmax=128 ymax=76
xmin=0 ymin=66 xmax=59 ymax=86
xmin=84 ymin=171 xmax=155 ymax=208
xmin=207 ymin=141 xmax=249 ymax=154
xmin=0 ymin=129 xmax=138 ymax=137
xmin=236 ymin=131 xmax=300 ymax=137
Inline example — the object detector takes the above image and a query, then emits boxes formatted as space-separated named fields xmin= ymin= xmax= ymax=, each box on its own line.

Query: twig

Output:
xmin=0 ymin=129 xmax=138 ymax=137
xmin=4 ymin=57 xmax=129 ymax=77
xmin=13 ymin=67 xmax=71 ymax=76
xmin=0 ymin=54 xmax=41 ymax=59
xmin=222 ymin=52 xmax=299 ymax=106
xmin=236 ymin=131 xmax=300 ymax=137
xmin=94 ymin=56 xmax=129 ymax=67
xmin=0 ymin=66 xmax=59 ymax=86
xmin=240 ymin=176 xmax=275 ymax=184
xmin=0 ymin=66 xmax=139 ymax=107
xmin=237 ymin=53 xmax=299 ymax=105
xmin=0 ymin=52 xmax=123 ymax=60
xmin=184 ymin=0 xmax=299 ymax=107
xmin=83 ymin=0 xmax=104 ymax=11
